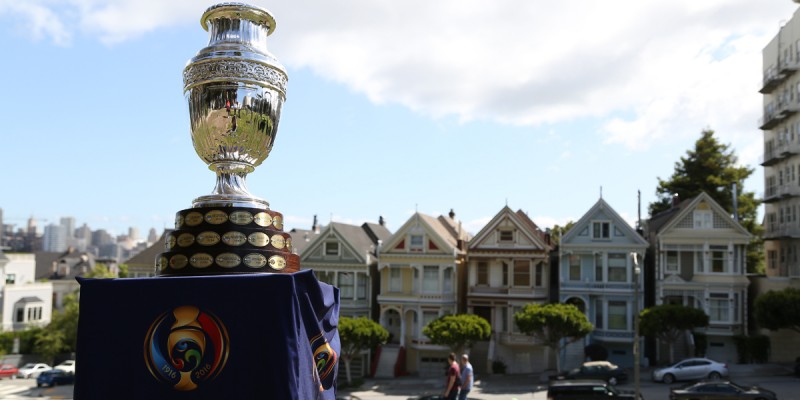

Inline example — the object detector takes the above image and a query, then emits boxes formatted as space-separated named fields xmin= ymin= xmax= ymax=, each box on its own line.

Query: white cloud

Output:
xmin=1 ymin=0 xmax=795 ymax=149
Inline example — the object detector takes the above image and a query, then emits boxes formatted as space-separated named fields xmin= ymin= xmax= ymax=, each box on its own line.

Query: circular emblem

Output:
xmin=272 ymin=215 xmax=283 ymax=230
xmin=205 ymin=210 xmax=228 ymax=225
xmin=243 ymin=253 xmax=267 ymax=268
xmin=144 ymin=306 xmax=230 ymax=391
xmin=268 ymin=255 xmax=286 ymax=270
xmin=197 ymin=231 xmax=221 ymax=246
xmin=190 ymin=253 xmax=214 ymax=268
xmin=166 ymin=235 xmax=177 ymax=250
xmin=271 ymin=235 xmax=286 ymax=249
xmin=229 ymin=211 xmax=253 ymax=225
xmin=177 ymin=233 xmax=195 ymax=247
xmin=216 ymin=253 xmax=241 ymax=268
xmin=248 ymin=232 xmax=269 ymax=247
xmin=185 ymin=212 xmax=204 ymax=226
xmin=253 ymin=212 xmax=272 ymax=227
xmin=174 ymin=214 xmax=184 ymax=229
xmin=156 ymin=256 xmax=169 ymax=271
xmin=170 ymin=255 xmax=188 ymax=269
xmin=222 ymin=231 xmax=247 ymax=246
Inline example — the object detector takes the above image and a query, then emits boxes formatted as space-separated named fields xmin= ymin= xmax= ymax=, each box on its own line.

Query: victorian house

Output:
xmin=559 ymin=198 xmax=648 ymax=369
xmin=299 ymin=219 xmax=391 ymax=319
xmin=376 ymin=210 xmax=469 ymax=377
xmin=645 ymin=192 xmax=751 ymax=364
xmin=465 ymin=206 xmax=552 ymax=374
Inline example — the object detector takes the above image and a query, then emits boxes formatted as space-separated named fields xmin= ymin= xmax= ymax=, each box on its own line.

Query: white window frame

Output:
xmin=607 ymin=301 xmax=628 ymax=330
xmin=389 ymin=268 xmax=402 ymax=292
xmin=592 ymin=221 xmax=611 ymax=239
xmin=569 ymin=255 xmax=581 ymax=281
xmin=443 ymin=267 xmax=453 ymax=293
xmin=499 ymin=230 xmax=514 ymax=242
xmin=356 ymin=272 xmax=367 ymax=300
xmin=476 ymin=262 xmax=488 ymax=285
xmin=708 ymin=293 xmax=731 ymax=323
xmin=409 ymin=234 xmax=424 ymax=252
xmin=325 ymin=242 xmax=340 ymax=256
xmin=513 ymin=259 xmax=531 ymax=287
xmin=694 ymin=210 xmax=713 ymax=229
xmin=338 ymin=272 xmax=354 ymax=299
xmin=665 ymin=250 xmax=679 ymax=274
xmin=422 ymin=266 xmax=439 ymax=293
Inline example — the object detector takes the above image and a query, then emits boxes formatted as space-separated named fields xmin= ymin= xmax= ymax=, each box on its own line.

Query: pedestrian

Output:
xmin=443 ymin=352 xmax=461 ymax=400
xmin=458 ymin=354 xmax=473 ymax=400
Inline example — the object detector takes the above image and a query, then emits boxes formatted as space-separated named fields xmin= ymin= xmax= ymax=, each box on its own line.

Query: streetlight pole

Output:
xmin=631 ymin=252 xmax=641 ymax=400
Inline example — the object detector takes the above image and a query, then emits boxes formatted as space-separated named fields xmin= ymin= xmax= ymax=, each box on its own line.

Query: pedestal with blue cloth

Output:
xmin=74 ymin=270 xmax=339 ymax=399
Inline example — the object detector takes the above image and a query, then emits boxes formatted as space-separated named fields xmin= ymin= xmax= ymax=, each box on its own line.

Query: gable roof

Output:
xmin=469 ymin=206 xmax=550 ymax=250
xmin=648 ymin=192 xmax=752 ymax=238
xmin=382 ymin=212 xmax=469 ymax=254
xmin=288 ymin=228 xmax=319 ymax=256
xmin=125 ymin=230 xmax=172 ymax=271
xmin=300 ymin=221 xmax=392 ymax=263
xmin=35 ymin=248 xmax=96 ymax=280
xmin=562 ymin=197 xmax=647 ymax=246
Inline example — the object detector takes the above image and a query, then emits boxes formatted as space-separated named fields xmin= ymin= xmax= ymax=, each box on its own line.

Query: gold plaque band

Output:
xmin=216 ymin=253 xmax=241 ymax=268
xmin=185 ymin=212 xmax=204 ymax=226
xmin=268 ymin=255 xmax=286 ymax=270
xmin=253 ymin=212 xmax=273 ymax=227
xmin=177 ymin=233 xmax=195 ymax=247
xmin=244 ymin=253 xmax=267 ymax=268
xmin=190 ymin=253 xmax=214 ymax=268
xmin=222 ymin=231 xmax=248 ymax=246
xmin=205 ymin=210 xmax=228 ymax=225
xmin=248 ymin=232 xmax=269 ymax=247
xmin=271 ymin=235 xmax=286 ymax=249
xmin=229 ymin=211 xmax=254 ymax=225
xmin=170 ymin=255 xmax=188 ymax=269
xmin=197 ymin=231 xmax=221 ymax=246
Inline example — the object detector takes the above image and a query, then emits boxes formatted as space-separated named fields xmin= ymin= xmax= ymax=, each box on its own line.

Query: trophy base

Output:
xmin=155 ymin=206 xmax=299 ymax=276
xmin=192 ymin=194 xmax=270 ymax=210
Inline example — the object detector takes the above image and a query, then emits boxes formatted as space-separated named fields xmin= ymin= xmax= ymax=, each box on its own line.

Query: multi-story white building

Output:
xmin=0 ymin=252 xmax=53 ymax=331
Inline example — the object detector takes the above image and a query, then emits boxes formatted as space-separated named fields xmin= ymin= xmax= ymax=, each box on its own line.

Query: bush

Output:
xmin=733 ymin=335 xmax=771 ymax=364
xmin=492 ymin=359 xmax=507 ymax=374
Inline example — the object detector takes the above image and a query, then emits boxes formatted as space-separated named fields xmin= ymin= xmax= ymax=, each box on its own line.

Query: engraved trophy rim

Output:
xmin=200 ymin=3 xmax=277 ymax=35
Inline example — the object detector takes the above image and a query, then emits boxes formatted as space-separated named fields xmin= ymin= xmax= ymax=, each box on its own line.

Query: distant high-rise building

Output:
xmin=60 ymin=217 xmax=76 ymax=240
xmin=92 ymin=229 xmax=114 ymax=247
xmin=128 ymin=227 xmax=139 ymax=242
xmin=0 ymin=207 xmax=4 ymax=247
xmin=26 ymin=216 xmax=37 ymax=236
xmin=43 ymin=223 xmax=68 ymax=252
xmin=147 ymin=228 xmax=158 ymax=244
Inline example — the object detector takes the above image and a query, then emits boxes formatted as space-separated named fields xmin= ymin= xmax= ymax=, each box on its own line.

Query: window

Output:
xmin=338 ymin=273 xmax=354 ymax=299
xmin=569 ymin=256 xmax=581 ymax=281
xmin=5 ymin=274 xmax=15 ymax=285
xmin=709 ymin=293 xmax=730 ymax=322
xmin=608 ymin=253 xmax=627 ymax=282
xmin=595 ymin=253 xmax=603 ymax=281
xmin=443 ymin=268 xmax=453 ymax=293
xmin=477 ymin=262 xmax=488 ymax=285
xmin=511 ymin=306 xmax=522 ymax=333
xmin=710 ymin=245 xmax=728 ymax=273
xmin=608 ymin=301 xmax=627 ymax=330
xmin=500 ymin=307 xmax=508 ymax=333
xmin=410 ymin=235 xmax=423 ymax=252
xmin=535 ymin=263 xmax=543 ymax=286
xmin=15 ymin=308 xmax=23 ymax=323
xmin=768 ymin=250 xmax=777 ymax=269
xmin=390 ymin=268 xmax=402 ymax=292
xmin=694 ymin=210 xmax=713 ymax=229
xmin=356 ymin=272 xmax=367 ymax=300
xmin=422 ymin=311 xmax=438 ymax=337
xmin=499 ymin=230 xmax=513 ymax=242
xmin=513 ymin=260 xmax=530 ymax=286
xmin=15 ymin=306 xmax=43 ymax=323
xmin=316 ymin=271 xmax=335 ymax=285
xmin=666 ymin=251 xmax=679 ymax=273
xmin=325 ymin=242 xmax=339 ymax=256
xmin=502 ymin=262 xmax=509 ymax=286
xmin=595 ymin=298 xmax=604 ymax=329
xmin=423 ymin=266 xmax=438 ymax=292
xmin=592 ymin=221 xmax=610 ymax=239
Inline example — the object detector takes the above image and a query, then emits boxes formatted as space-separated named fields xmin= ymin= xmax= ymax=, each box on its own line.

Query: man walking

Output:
xmin=443 ymin=353 xmax=461 ymax=400
xmin=458 ymin=354 xmax=473 ymax=400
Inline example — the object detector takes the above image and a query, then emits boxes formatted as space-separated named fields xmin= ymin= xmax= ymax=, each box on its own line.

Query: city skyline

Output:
xmin=1 ymin=1 xmax=796 ymax=238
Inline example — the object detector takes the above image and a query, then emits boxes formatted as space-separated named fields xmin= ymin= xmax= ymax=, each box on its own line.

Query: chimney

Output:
xmin=449 ymin=208 xmax=455 ymax=219
xmin=379 ymin=215 xmax=385 ymax=226
xmin=544 ymin=228 xmax=551 ymax=246
xmin=312 ymin=215 xmax=320 ymax=234
xmin=671 ymin=193 xmax=680 ymax=207
xmin=732 ymin=183 xmax=739 ymax=221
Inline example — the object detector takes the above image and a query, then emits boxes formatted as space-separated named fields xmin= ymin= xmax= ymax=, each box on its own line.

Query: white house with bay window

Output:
xmin=0 ymin=252 xmax=53 ymax=331
xmin=377 ymin=211 xmax=469 ymax=377
xmin=646 ymin=192 xmax=751 ymax=364
xmin=559 ymin=198 xmax=648 ymax=369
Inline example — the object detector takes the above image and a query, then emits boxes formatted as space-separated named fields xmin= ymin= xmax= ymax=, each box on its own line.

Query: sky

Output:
xmin=0 ymin=0 xmax=797 ymax=239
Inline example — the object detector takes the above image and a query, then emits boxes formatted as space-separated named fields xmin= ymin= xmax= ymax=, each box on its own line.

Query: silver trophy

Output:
xmin=184 ymin=2 xmax=287 ymax=210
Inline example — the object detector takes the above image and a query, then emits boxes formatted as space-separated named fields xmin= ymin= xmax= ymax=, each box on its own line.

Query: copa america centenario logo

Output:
xmin=144 ymin=306 xmax=230 ymax=391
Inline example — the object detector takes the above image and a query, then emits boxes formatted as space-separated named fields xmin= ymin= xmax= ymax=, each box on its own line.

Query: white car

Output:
xmin=17 ymin=363 xmax=51 ymax=379
xmin=651 ymin=357 xmax=728 ymax=384
xmin=54 ymin=360 xmax=75 ymax=375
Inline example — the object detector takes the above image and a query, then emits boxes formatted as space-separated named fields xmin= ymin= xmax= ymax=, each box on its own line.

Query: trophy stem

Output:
xmin=192 ymin=161 xmax=270 ymax=209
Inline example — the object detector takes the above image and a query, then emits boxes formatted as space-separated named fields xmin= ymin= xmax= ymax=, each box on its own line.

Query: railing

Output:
xmin=561 ymin=281 xmax=636 ymax=291
xmin=592 ymin=329 xmax=635 ymax=341
xmin=497 ymin=332 xmax=543 ymax=346
xmin=467 ymin=286 xmax=548 ymax=297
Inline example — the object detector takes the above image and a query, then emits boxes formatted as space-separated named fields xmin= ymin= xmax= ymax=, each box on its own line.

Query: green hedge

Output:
xmin=733 ymin=334 xmax=771 ymax=364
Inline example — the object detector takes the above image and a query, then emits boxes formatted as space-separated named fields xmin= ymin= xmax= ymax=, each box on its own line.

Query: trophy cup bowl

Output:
xmin=184 ymin=2 xmax=287 ymax=210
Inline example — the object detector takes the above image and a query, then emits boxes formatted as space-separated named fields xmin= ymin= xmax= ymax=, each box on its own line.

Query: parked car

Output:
xmin=652 ymin=358 xmax=728 ymax=384
xmin=54 ymin=360 xmax=75 ymax=375
xmin=669 ymin=381 xmax=778 ymax=400
xmin=556 ymin=361 xmax=628 ymax=385
xmin=36 ymin=369 xmax=75 ymax=387
xmin=547 ymin=379 xmax=643 ymax=399
xmin=17 ymin=363 xmax=51 ymax=379
xmin=0 ymin=364 xmax=18 ymax=379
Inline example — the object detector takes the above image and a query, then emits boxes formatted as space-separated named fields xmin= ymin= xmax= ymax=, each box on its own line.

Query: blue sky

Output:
xmin=1 ymin=0 xmax=796 ymax=238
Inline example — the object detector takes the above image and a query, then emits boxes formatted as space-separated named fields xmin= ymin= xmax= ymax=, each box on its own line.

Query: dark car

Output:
xmin=547 ymin=379 xmax=642 ymax=399
xmin=36 ymin=369 xmax=74 ymax=387
xmin=556 ymin=361 xmax=628 ymax=385
xmin=669 ymin=381 xmax=777 ymax=400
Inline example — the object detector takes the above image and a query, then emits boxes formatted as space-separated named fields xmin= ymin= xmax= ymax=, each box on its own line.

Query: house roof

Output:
xmin=125 ymin=230 xmax=172 ymax=271
xmin=300 ymin=221 xmax=392 ymax=263
xmin=35 ymin=248 xmax=96 ymax=280
xmin=561 ymin=197 xmax=648 ymax=246
xmin=288 ymin=228 xmax=319 ymax=256
xmin=382 ymin=212 xmax=470 ymax=254
xmin=468 ymin=206 xmax=550 ymax=251
xmin=647 ymin=192 xmax=752 ymax=239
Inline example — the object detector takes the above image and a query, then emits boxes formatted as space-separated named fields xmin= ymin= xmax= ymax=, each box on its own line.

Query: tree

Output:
xmin=639 ymin=304 xmax=709 ymax=364
xmin=422 ymin=314 xmax=491 ymax=355
xmin=47 ymin=292 xmax=80 ymax=353
xmin=338 ymin=316 xmax=389 ymax=386
xmin=34 ymin=329 xmax=66 ymax=366
xmin=549 ymin=221 xmax=576 ymax=247
xmin=648 ymin=129 xmax=763 ymax=273
xmin=754 ymin=287 xmax=800 ymax=334
xmin=86 ymin=263 xmax=117 ymax=278
xmin=514 ymin=303 xmax=593 ymax=372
